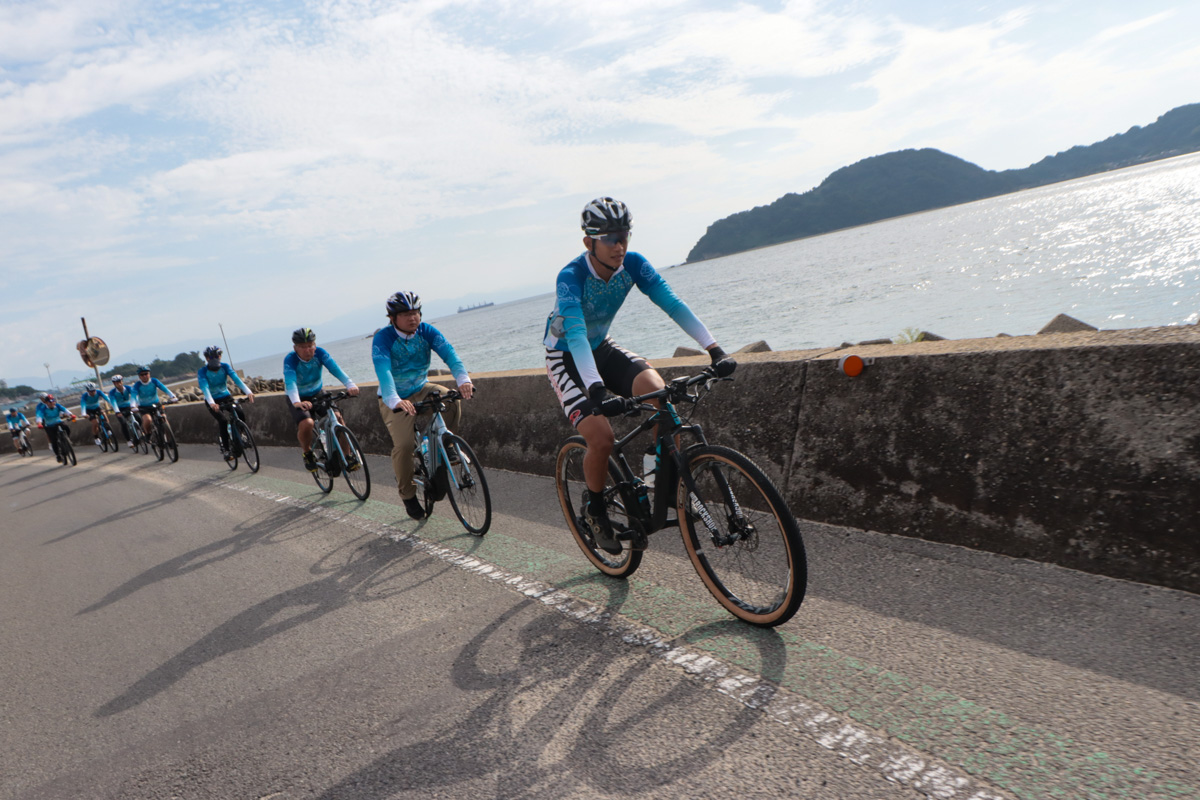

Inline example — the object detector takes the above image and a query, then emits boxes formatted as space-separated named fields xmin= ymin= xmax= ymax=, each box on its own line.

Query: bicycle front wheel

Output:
xmin=98 ymin=422 xmax=110 ymax=452
xmin=106 ymin=420 xmax=119 ymax=452
xmin=61 ymin=433 xmax=76 ymax=466
xmin=555 ymin=436 xmax=642 ymax=578
xmin=442 ymin=434 xmax=490 ymax=534
xmin=334 ymin=425 xmax=370 ymax=501
xmin=163 ymin=421 xmax=179 ymax=463
xmin=234 ymin=420 xmax=259 ymax=473
xmin=677 ymin=445 xmax=807 ymax=627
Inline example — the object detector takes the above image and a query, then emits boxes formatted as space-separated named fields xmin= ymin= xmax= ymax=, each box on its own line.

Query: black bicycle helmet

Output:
xmin=581 ymin=197 xmax=632 ymax=236
xmin=203 ymin=346 xmax=222 ymax=360
xmin=386 ymin=291 xmax=421 ymax=315
xmin=292 ymin=327 xmax=316 ymax=344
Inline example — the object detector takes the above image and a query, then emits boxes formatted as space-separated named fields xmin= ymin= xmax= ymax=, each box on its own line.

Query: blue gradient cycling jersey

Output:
xmin=283 ymin=347 xmax=356 ymax=404
xmin=6 ymin=412 xmax=29 ymax=431
xmin=79 ymin=390 xmax=112 ymax=415
xmin=108 ymin=385 xmax=136 ymax=409
xmin=132 ymin=377 xmax=176 ymax=407
xmin=543 ymin=251 xmax=715 ymax=388
xmin=35 ymin=402 xmax=72 ymax=426
xmin=372 ymin=323 xmax=469 ymax=409
xmin=197 ymin=362 xmax=250 ymax=404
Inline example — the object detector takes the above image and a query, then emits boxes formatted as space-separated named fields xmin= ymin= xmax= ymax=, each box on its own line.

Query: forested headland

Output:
xmin=686 ymin=103 xmax=1200 ymax=262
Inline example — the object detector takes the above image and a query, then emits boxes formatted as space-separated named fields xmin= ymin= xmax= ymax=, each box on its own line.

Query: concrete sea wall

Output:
xmin=12 ymin=326 xmax=1197 ymax=593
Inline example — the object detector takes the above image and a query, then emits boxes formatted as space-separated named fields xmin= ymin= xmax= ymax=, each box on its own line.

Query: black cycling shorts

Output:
xmin=545 ymin=338 xmax=651 ymax=427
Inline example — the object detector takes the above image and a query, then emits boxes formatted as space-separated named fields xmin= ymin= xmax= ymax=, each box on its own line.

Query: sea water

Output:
xmin=236 ymin=152 xmax=1200 ymax=382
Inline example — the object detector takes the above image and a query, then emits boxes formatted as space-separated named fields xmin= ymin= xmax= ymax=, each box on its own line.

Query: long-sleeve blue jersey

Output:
xmin=108 ymin=385 xmax=136 ymax=409
xmin=372 ymin=323 xmax=469 ymax=409
xmin=131 ymin=377 xmax=176 ymax=407
xmin=6 ymin=412 xmax=29 ymax=431
xmin=543 ymin=251 xmax=715 ymax=388
xmin=79 ymin=390 xmax=112 ymax=415
xmin=35 ymin=401 xmax=73 ymax=426
xmin=283 ymin=347 xmax=356 ymax=404
xmin=197 ymin=363 xmax=250 ymax=404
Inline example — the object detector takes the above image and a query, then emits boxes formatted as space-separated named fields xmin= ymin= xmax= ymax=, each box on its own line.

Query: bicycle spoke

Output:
xmin=442 ymin=434 xmax=490 ymax=534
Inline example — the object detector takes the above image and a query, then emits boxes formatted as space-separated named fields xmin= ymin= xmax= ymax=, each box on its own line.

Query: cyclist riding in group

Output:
xmin=6 ymin=408 xmax=31 ymax=454
xmin=78 ymin=382 xmax=114 ymax=447
xmin=372 ymin=290 xmax=474 ymax=520
xmin=284 ymin=327 xmax=359 ymax=473
xmin=543 ymin=197 xmax=736 ymax=553
xmin=35 ymin=393 xmax=77 ymax=463
xmin=131 ymin=366 xmax=178 ymax=439
xmin=107 ymin=375 xmax=139 ymax=448
xmin=198 ymin=346 xmax=255 ymax=462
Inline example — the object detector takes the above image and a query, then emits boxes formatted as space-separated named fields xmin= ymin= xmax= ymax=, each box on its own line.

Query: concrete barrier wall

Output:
xmin=10 ymin=326 xmax=1197 ymax=593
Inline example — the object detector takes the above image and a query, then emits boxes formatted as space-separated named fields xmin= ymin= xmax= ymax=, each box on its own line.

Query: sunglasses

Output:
xmin=589 ymin=231 xmax=629 ymax=246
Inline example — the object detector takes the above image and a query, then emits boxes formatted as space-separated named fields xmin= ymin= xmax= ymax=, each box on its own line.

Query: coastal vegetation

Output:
xmin=687 ymin=103 xmax=1200 ymax=262
xmin=100 ymin=351 xmax=205 ymax=383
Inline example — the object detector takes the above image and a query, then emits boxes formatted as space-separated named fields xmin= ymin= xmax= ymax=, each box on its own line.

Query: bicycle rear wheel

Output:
xmin=442 ymin=434 xmax=490 ymax=534
xmin=677 ymin=445 xmax=806 ymax=627
xmin=104 ymin=419 xmax=118 ymax=452
xmin=97 ymin=421 xmax=110 ymax=452
xmin=163 ymin=420 xmax=179 ymax=462
xmin=555 ymin=436 xmax=643 ymax=578
xmin=234 ymin=420 xmax=259 ymax=473
xmin=334 ymin=425 xmax=370 ymax=501
xmin=311 ymin=436 xmax=334 ymax=493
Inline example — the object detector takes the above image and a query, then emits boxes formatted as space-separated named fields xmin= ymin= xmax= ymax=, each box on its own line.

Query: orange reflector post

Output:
xmin=839 ymin=354 xmax=865 ymax=377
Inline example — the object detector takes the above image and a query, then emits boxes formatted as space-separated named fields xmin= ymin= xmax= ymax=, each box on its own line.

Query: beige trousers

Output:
xmin=378 ymin=384 xmax=461 ymax=499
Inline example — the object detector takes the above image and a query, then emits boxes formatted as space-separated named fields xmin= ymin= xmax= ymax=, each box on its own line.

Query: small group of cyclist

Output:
xmin=15 ymin=198 xmax=732 ymax=548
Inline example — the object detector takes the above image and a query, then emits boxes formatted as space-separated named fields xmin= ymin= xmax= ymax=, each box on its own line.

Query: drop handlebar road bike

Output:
xmin=555 ymin=367 xmax=807 ymax=627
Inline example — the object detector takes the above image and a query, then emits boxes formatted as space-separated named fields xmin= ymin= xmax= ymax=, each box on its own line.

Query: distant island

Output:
xmin=458 ymin=302 xmax=495 ymax=313
xmin=686 ymin=103 xmax=1200 ymax=262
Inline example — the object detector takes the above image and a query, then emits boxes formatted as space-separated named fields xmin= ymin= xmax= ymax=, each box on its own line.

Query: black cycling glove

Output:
xmin=709 ymin=346 xmax=737 ymax=378
xmin=589 ymin=382 xmax=633 ymax=417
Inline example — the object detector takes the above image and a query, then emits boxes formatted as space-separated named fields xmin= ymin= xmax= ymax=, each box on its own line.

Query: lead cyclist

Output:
xmin=543 ymin=197 xmax=736 ymax=554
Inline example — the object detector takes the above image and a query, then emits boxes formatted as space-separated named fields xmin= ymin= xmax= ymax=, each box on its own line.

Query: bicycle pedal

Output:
xmin=615 ymin=528 xmax=648 ymax=550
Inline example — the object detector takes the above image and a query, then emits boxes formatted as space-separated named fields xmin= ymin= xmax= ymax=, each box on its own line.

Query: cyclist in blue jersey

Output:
xmin=107 ymin=375 xmax=139 ymax=448
xmin=35 ymin=393 xmax=77 ymax=462
xmin=285 ymin=327 xmax=359 ymax=472
xmin=373 ymin=291 xmax=474 ymax=519
xmin=544 ymin=197 xmax=736 ymax=553
xmin=78 ymin=382 xmax=114 ymax=447
xmin=198 ymin=346 xmax=256 ymax=461
xmin=132 ymin=366 xmax=178 ymax=439
xmin=6 ymin=409 xmax=31 ymax=454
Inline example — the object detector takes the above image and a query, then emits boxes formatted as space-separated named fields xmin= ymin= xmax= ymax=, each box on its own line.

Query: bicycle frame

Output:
xmin=410 ymin=391 xmax=468 ymax=498
xmin=218 ymin=400 xmax=247 ymax=453
xmin=606 ymin=372 xmax=732 ymax=539
xmin=310 ymin=394 xmax=352 ymax=470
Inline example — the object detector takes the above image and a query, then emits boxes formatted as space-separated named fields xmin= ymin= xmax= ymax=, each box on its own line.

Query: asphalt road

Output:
xmin=1 ymin=442 xmax=1197 ymax=800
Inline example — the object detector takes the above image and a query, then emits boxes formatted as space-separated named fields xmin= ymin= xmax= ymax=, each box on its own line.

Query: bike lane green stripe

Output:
xmin=209 ymin=469 xmax=1198 ymax=800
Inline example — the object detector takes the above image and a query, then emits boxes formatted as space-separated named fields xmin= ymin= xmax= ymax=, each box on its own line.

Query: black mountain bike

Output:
xmin=115 ymin=409 xmax=143 ymax=453
xmin=49 ymin=422 xmax=77 ymax=467
xmin=308 ymin=391 xmax=370 ymax=501
xmin=146 ymin=402 xmax=179 ymax=463
xmin=555 ymin=367 xmax=807 ymax=627
xmin=400 ymin=389 xmax=491 ymax=534
xmin=217 ymin=399 xmax=259 ymax=473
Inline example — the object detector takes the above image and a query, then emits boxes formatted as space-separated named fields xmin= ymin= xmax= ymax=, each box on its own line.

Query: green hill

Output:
xmin=686 ymin=103 xmax=1200 ymax=262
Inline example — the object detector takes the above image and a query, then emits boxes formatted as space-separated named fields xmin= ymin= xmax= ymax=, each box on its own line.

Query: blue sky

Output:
xmin=2 ymin=0 xmax=1198 ymax=385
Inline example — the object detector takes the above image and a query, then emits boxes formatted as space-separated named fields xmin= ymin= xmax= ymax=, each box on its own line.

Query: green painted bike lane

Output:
xmin=204 ymin=467 xmax=1198 ymax=800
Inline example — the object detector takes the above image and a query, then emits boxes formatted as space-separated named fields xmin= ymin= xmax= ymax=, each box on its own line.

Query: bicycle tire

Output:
xmin=61 ymin=432 xmax=76 ymax=467
xmin=311 ymin=436 xmax=334 ymax=493
xmin=676 ymin=445 xmax=807 ymax=627
xmin=333 ymin=425 xmax=370 ymax=501
xmin=412 ymin=442 xmax=436 ymax=517
xmin=555 ymin=436 xmax=643 ymax=577
xmin=442 ymin=433 xmax=490 ymax=534
xmin=151 ymin=421 xmax=164 ymax=461
xmin=163 ymin=420 xmax=179 ymax=463
xmin=97 ymin=421 xmax=109 ymax=452
xmin=104 ymin=420 xmax=118 ymax=452
xmin=234 ymin=420 xmax=259 ymax=473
